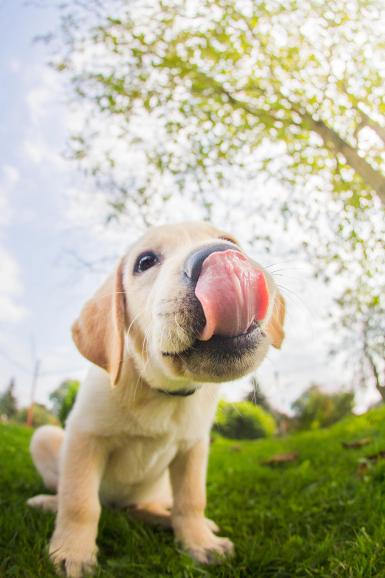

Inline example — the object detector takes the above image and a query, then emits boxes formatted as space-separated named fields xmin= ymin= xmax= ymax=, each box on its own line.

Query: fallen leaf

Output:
xmin=263 ymin=452 xmax=299 ymax=465
xmin=366 ymin=450 xmax=385 ymax=462
xmin=356 ymin=450 xmax=385 ymax=477
xmin=342 ymin=437 xmax=372 ymax=449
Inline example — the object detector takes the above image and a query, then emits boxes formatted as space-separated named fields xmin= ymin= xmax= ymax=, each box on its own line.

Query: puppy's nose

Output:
xmin=184 ymin=242 xmax=236 ymax=284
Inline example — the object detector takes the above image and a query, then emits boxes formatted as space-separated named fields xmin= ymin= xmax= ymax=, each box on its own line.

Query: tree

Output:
xmin=0 ymin=379 xmax=18 ymax=419
xmin=333 ymin=270 xmax=385 ymax=401
xmin=49 ymin=380 xmax=80 ymax=426
xmin=57 ymin=0 xmax=385 ymax=210
xmin=54 ymin=0 xmax=384 ymax=394
xmin=291 ymin=384 xmax=354 ymax=430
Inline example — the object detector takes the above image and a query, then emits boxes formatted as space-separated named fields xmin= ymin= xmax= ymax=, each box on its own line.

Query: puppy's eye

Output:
xmin=134 ymin=251 xmax=160 ymax=274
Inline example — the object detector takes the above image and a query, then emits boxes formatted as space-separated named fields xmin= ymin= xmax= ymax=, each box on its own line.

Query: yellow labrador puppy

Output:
xmin=28 ymin=222 xmax=285 ymax=577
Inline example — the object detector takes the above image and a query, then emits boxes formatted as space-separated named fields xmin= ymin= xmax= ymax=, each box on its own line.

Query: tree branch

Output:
xmin=211 ymin=77 xmax=385 ymax=204
xmin=339 ymin=83 xmax=385 ymax=148
xmin=358 ymin=109 xmax=385 ymax=148
xmin=302 ymin=114 xmax=385 ymax=204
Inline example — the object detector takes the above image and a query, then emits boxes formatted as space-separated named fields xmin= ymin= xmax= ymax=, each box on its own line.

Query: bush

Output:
xmin=15 ymin=404 xmax=59 ymax=428
xmin=49 ymin=380 xmax=80 ymax=426
xmin=291 ymin=384 xmax=354 ymax=431
xmin=214 ymin=400 xmax=276 ymax=440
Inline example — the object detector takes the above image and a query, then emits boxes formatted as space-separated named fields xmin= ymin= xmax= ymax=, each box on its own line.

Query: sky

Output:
xmin=0 ymin=0 xmax=379 ymax=414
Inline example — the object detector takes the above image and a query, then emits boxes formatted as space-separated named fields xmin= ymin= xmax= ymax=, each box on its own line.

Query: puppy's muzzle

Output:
xmin=183 ymin=242 xmax=236 ymax=285
xmin=161 ymin=240 xmax=270 ymax=380
xmin=183 ymin=241 xmax=269 ymax=343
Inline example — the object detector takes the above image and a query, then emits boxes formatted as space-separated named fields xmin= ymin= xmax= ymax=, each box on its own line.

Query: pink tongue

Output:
xmin=195 ymin=250 xmax=269 ymax=341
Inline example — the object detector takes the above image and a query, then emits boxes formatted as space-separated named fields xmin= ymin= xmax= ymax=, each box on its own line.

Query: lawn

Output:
xmin=2 ymin=407 xmax=385 ymax=577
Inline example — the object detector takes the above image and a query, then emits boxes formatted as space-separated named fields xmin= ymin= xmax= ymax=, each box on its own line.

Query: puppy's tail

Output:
xmin=30 ymin=425 xmax=64 ymax=491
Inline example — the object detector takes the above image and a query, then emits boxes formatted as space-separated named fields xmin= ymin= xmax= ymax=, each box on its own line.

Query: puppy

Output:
xmin=28 ymin=222 xmax=285 ymax=577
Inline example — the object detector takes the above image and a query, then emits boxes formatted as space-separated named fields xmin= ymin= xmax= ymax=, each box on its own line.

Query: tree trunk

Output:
xmin=365 ymin=347 xmax=385 ymax=402
xmin=305 ymin=115 xmax=385 ymax=205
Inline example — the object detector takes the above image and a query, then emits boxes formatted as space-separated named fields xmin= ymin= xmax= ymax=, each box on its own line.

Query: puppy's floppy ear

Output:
xmin=72 ymin=259 xmax=127 ymax=386
xmin=266 ymin=291 xmax=285 ymax=349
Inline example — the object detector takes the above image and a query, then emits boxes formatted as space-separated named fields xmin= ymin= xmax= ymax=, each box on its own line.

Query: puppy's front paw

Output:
xmin=188 ymin=534 xmax=234 ymax=565
xmin=49 ymin=532 xmax=97 ymax=578
xmin=173 ymin=515 xmax=234 ymax=565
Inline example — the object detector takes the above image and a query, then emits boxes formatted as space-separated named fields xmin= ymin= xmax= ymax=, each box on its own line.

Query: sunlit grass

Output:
xmin=2 ymin=407 xmax=385 ymax=577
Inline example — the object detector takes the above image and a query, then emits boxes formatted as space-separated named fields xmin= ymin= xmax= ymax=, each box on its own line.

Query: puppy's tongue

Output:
xmin=195 ymin=250 xmax=269 ymax=341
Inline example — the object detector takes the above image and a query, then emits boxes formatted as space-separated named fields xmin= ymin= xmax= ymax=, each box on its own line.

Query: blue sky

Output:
xmin=0 ymin=1 xmax=378 ymax=413
xmin=0 ymin=0 xmax=98 ymax=404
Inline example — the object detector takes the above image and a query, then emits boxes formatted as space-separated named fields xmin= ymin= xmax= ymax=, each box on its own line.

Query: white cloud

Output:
xmin=8 ymin=58 xmax=21 ymax=73
xmin=0 ymin=165 xmax=20 ymax=226
xmin=23 ymin=137 xmax=49 ymax=164
xmin=22 ymin=132 xmax=65 ymax=167
xmin=33 ymin=344 xmax=87 ymax=406
xmin=23 ymin=66 xmax=67 ymax=169
xmin=3 ymin=164 xmax=20 ymax=186
xmin=0 ymin=168 xmax=25 ymax=322
xmin=26 ymin=68 xmax=61 ymax=124
xmin=0 ymin=244 xmax=25 ymax=323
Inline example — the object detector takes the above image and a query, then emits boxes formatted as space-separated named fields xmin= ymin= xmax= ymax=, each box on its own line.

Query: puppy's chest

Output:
xmin=114 ymin=392 xmax=215 ymax=440
xmin=102 ymin=393 xmax=216 ymax=488
xmin=105 ymin=432 xmax=177 ymax=487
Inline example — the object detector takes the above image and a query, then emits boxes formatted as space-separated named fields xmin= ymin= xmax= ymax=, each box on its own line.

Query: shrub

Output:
xmin=49 ymin=380 xmax=80 ymax=426
xmin=15 ymin=404 xmax=59 ymax=428
xmin=292 ymin=384 xmax=354 ymax=430
xmin=214 ymin=400 xmax=276 ymax=440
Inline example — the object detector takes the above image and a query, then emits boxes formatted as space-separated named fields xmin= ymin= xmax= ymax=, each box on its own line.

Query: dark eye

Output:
xmin=134 ymin=251 xmax=160 ymax=274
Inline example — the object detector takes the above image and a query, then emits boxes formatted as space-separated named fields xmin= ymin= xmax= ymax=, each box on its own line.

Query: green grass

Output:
xmin=3 ymin=407 xmax=385 ymax=577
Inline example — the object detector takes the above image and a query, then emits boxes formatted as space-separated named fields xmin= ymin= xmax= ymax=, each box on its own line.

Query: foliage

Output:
xmin=0 ymin=379 xmax=18 ymax=418
xmin=54 ymin=0 xmax=385 ymax=394
xmin=49 ymin=380 xmax=80 ymax=426
xmin=5 ymin=407 xmax=385 ymax=576
xmin=56 ymin=0 xmax=385 ymax=208
xmin=292 ymin=384 xmax=354 ymax=431
xmin=15 ymin=404 xmax=59 ymax=428
xmin=215 ymin=400 xmax=276 ymax=439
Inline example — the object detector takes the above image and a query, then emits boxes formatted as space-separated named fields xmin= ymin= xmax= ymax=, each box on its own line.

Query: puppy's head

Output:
xmin=72 ymin=222 xmax=285 ymax=393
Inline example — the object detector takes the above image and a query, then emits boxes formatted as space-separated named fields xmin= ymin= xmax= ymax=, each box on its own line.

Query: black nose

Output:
xmin=184 ymin=242 xmax=236 ymax=284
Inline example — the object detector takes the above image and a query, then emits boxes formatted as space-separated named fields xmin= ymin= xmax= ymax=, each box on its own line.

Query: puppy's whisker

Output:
xmin=126 ymin=309 xmax=145 ymax=343
xmin=270 ymin=272 xmax=304 ymax=281
xmin=133 ymin=319 xmax=154 ymax=401
xmin=264 ymin=259 xmax=303 ymax=269
xmin=133 ymin=322 xmax=153 ymax=400
xmin=274 ymin=282 xmax=314 ymax=320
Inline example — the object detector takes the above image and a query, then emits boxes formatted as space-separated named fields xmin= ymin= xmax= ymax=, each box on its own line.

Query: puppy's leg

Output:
xmin=49 ymin=431 xmax=107 ymax=578
xmin=170 ymin=439 xmax=234 ymax=564
xmin=29 ymin=425 xmax=64 ymax=491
